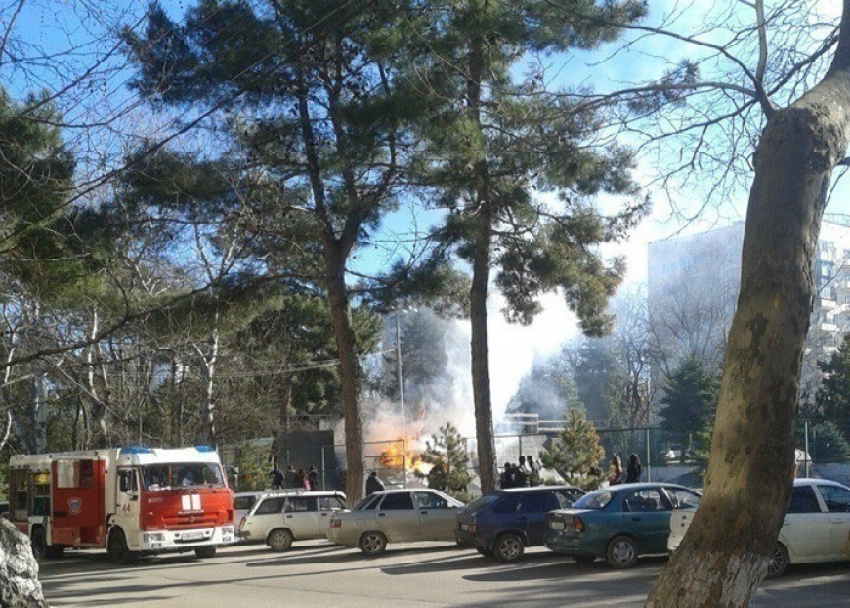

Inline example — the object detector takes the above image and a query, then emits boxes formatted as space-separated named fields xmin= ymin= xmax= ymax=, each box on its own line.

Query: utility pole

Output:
xmin=396 ymin=312 xmax=406 ymax=488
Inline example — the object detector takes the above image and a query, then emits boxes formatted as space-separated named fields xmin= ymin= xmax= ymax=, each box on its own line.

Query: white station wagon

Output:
xmin=668 ymin=478 xmax=850 ymax=577
xmin=239 ymin=490 xmax=347 ymax=551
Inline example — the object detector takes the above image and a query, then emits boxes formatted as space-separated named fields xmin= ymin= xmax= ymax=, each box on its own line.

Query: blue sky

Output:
xmin=5 ymin=0 xmax=848 ymax=413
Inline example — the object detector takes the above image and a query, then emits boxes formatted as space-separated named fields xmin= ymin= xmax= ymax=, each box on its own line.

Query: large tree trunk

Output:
xmin=326 ymin=262 xmax=365 ymax=504
xmin=466 ymin=26 xmax=498 ymax=494
xmin=647 ymin=6 xmax=850 ymax=605
xmin=470 ymin=210 xmax=497 ymax=493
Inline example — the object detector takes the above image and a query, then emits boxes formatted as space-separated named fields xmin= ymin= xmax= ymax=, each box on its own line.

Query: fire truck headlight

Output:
xmin=144 ymin=533 xmax=165 ymax=544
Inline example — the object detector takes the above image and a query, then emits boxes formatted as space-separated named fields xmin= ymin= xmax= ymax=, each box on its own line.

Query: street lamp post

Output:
xmin=395 ymin=312 xmax=406 ymax=488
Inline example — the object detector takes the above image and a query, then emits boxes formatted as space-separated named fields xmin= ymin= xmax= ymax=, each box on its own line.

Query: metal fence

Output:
xmin=227 ymin=418 xmax=850 ymax=493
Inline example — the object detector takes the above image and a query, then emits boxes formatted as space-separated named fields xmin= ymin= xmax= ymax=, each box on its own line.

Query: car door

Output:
xmin=284 ymin=496 xmax=320 ymax=539
xmin=813 ymin=483 xmax=850 ymax=560
xmin=375 ymin=492 xmax=419 ymax=541
xmin=781 ymin=484 xmax=831 ymax=560
xmin=248 ymin=496 xmax=287 ymax=539
xmin=517 ymin=491 xmax=559 ymax=545
xmin=414 ymin=491 xmax=457 ymax=541
xmin=316 ymin=494 xmax=346 ymax=534
xmin=621 ymin=488 xmax=671 ymax=553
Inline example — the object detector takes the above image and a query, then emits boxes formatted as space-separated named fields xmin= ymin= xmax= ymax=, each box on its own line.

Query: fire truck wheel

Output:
xmin=194 ymin=546 xmax=217 ymax=559
xmin=268 ymin=529 xmax=293 ymax=551
xmin=30 ymin=528 xmax=47 ymax=561
xmin=107 ymin=528 xmax=137 ymax=565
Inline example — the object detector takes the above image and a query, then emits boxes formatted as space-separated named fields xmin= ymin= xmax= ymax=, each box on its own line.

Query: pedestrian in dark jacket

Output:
xmin=365 ymin=471 xmax=385 ymax=496
xmin=284 ymin=465 xmax=297 ymax=489
xmin=626 ymin=454 xmax=642 ymax=483
xmin=499 ymin=462 xmax=515 ymax=489
xmin=269 ymin=467 xmax=284 ymax=490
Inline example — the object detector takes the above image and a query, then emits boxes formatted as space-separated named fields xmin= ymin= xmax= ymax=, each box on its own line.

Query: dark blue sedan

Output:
xmin=544 ymin=482 xmax=701 ymax=568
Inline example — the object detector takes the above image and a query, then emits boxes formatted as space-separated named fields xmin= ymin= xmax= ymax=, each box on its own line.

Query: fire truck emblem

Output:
xmin=68 ymin=497 xmax=82 ymax=516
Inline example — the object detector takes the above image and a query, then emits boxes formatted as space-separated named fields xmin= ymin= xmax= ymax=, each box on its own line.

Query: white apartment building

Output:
xmin=647 ymin=215 xmax=850 ymax=402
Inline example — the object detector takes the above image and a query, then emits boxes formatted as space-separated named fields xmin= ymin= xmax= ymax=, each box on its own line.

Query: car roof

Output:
xmin=794 ymin=477 xmax=850 ymax=489
xmin=496 ymin=485 xmax=579 ymax=493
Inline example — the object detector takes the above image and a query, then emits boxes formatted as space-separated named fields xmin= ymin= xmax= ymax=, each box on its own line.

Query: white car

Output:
xmin=327 ymin=489 xmax=464 ymax=555
xmin=239 ymin=490 xmax=347 ymax=550
xmin=668 ymin=478 xmax=850 ymax=577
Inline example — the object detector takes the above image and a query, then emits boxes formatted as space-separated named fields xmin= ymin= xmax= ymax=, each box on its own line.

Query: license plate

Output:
xmin=550 ymin=522 xmax=565 ymax=530
xmin=182 ymin=532 xmax=203 ymax=541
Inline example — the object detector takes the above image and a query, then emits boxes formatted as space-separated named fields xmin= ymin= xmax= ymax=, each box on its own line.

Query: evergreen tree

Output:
xmin=417 ymin=423 xmax=472 ymax=501
xmin=812 ymin=333 xmax=850 ymax=427
xmin=410 ymin=0 xmax=649 ymax=492
xmin=808 ymin=421 xmax=850 ymax=463
xmin=538 ymin=408 xmax=605 ymax=489
xmin=657 ymin=357 xmax=718 ymax=448
xmin=122 ymin=0 xmax=436 ymax=501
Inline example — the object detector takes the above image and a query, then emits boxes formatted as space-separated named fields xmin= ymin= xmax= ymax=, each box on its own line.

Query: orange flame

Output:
xmin=378 ymin=439 xmax=433 ymax=476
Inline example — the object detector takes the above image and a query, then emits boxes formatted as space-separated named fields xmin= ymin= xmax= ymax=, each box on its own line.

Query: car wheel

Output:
xmin=194 ymin=546 xmax=217 ymax=559
xmin=766 ymin=543 xmax=789 ymax=578
xmin=573 ymin=554 xmax=596 ymax=565
xmin=493 ymin=533 xmax=525 ymax=563
xmin=107 ymin=528 xmax=137 ymax=565
xmin=475 ymin=547 xmax=494 ymax=557
xmin=359 ymin=531 xmax=388 ymax=556
xmin=268 ymin=529 xmax=294 ymax=552
xmin=606 ymin=535 xmax=638 ymax=569
xmin=30 ymin=527 xmax=47 ymax=562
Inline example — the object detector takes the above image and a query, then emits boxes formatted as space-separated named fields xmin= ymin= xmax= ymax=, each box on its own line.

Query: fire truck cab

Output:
xmin=9 ymin=446 xmax=235 ymax=563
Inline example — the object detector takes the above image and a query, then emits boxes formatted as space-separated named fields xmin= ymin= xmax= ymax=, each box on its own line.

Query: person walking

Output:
xmin=515 ymin=457 xmax=530 ymax=487
xmin=297 ymin=468 xmax=310 ymax=490
xmin=626 ymin=454 xmax=643 ymax=483
xmin=269 ymin=466 xmax=284 ymax=490
xmin=307 ymin=466 xmax=320 ymax=491
xmin=365 ymin=471 xmax=385 ymax=496
xmin=526 ymin=455 xmax=541 ymax=486
xmin=608 ymin=455 xmax=623 ymax=486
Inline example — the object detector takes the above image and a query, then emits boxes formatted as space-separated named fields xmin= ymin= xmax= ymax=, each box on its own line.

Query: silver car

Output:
xmin=239 ymin=490 xmax=347 ymax=550
xmin=327 ymin=489 xmax=464 ymax=555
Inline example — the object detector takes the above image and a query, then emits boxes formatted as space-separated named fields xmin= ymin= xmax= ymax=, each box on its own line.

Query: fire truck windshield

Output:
xmin=142 ymin=463 xmax=226 ymax=491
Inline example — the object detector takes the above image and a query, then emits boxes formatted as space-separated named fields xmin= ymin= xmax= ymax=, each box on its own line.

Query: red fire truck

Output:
xmin=8 ymin=446 xmax=235 ymax=563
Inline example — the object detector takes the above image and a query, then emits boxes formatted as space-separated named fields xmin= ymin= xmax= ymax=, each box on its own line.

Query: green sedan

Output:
xmin=544 ymin=482 xmax=701 ymax=568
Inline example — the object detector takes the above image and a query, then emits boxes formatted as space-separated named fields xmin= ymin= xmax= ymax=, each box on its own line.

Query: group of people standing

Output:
xmin=608 ymin=453 xmax=642 ymax=485
xmin=499 ymin=455 xmax=540 ymax=489
xmin=270 ymin=464 xmax=320 ymax=491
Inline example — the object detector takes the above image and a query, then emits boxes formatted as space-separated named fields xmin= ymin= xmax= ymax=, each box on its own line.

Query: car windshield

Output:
xmin=572 ymin=490 xmax=613 ymax=510
xmin=353 ymin=495 xmax=381 ymax=511
xmin=463 ymin=494 xmax=498 ymax=515
xmin=142 ymin=463 xmax=226 ymax=491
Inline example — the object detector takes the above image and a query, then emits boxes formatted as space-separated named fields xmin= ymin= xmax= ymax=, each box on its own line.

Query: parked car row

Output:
xmin=231 ymin=477 xmax=850 ymax=577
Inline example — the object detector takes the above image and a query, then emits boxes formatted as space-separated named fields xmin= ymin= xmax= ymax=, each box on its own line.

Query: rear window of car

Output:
xmin=255 ymin=496 xmax=286 ymax=515
xmin=319 ymin=496 xmax=346 ymax=511
xmin=491 ymin=495 xmax=521 ymax=514
xmin=573 ymin=491 xmax=613 ymax=510
xmin=788 ymin=486 xmax=821 ymax=513
xmin=234 ymin=496 xmax=258 ymax=510
xmin=354 ymin=495 xmax=381 ymax=511
xmin=665 ymin=488 xmax=701 ymax=509
xmin=817 ymin=484 xmax=850 ymax=513
xmin=553 ymin=489 xmax=583 ymax=509
xmin=379 ymin=492 xmax=414 ymax=510
xmin=519 ymin=492 xmax=557 ymax=514
xmin=285 ymin=497 xmax=317 ymax=512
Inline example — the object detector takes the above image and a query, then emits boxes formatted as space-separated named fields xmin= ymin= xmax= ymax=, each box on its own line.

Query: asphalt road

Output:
xmin=38 ymin=541 xmax=849 ymax=608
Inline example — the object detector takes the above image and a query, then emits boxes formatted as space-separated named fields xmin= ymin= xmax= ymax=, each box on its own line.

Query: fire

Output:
xmin=378 ymin=439 xmax=433 ymax=476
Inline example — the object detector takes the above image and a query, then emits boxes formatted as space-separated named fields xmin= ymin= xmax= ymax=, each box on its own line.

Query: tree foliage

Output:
xmin=537 ymin=408 xmax=605 ymax=489
xmin=417 ymin=422 xmax=472 ymax=501
xmin=657 ymin=356 xmax=719 ymax=446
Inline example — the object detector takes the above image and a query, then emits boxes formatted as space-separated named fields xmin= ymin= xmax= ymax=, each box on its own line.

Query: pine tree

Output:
xmin=409 ymin=0 xmax=649 ymax=492
xmin=813 ymin=333 xmax=850 ymax=427
xmin=417 ymin=423 xmax=471 ymax=501
xmin=538 ymin=408 xmax=605 ymax=489
xmin=657 ymin=357 xmax=718 ymax=448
